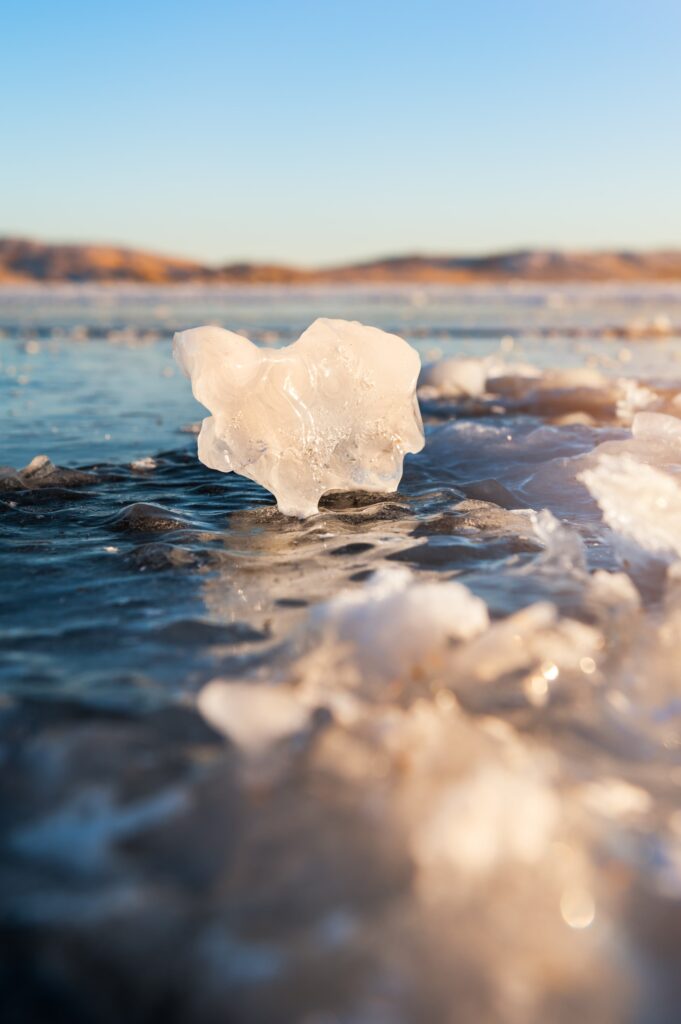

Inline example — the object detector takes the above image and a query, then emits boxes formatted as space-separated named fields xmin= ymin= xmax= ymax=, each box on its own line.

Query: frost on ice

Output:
xmin=174 ymin=318 xmax=425 ymax=517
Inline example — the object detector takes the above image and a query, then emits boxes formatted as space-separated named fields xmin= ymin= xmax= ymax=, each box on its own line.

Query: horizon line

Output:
xmin=2 ymin=234 xmax=681 ymax=271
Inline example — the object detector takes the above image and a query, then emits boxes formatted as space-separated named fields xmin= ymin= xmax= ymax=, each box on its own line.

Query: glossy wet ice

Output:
xmin=173 ymin=319 xmax=424 ymax=517
xmin=2 ymin=285 xmax=681 ymax=1023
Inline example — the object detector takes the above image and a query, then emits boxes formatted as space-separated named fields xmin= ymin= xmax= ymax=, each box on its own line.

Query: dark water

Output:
xmin=2 ymin=285 xmax=681 ymax=1023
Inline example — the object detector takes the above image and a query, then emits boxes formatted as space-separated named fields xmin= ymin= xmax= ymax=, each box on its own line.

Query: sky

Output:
xmin=2 ymin=1 xmax=680 ymax=265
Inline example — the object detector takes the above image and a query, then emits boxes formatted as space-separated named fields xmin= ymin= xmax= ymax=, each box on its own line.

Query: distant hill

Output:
xmin=2 ymin=237 xmax=681 ymax=285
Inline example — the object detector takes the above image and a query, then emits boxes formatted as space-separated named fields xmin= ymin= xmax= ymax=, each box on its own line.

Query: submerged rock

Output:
xmin=126 ymin=542 xmax=199 ymax=571
xmin=110 ymin=502 xmax=193 ymax=533
xmin=174 ymin=318 xmax=425 ymax=518
xmin=0 ymin=454 xmax=98 ymax=492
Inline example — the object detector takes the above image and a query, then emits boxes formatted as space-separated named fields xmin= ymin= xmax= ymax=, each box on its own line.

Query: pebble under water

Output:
xmin=3 ymin=285 xmax=681 ymax=1023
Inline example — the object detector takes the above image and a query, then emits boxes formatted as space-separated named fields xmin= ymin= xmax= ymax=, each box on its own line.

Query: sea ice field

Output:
xmin=3 ymin=283 xmax=681 ymax=1023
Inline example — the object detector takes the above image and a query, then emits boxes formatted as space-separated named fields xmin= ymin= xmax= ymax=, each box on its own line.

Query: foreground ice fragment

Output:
xmin=447 ymin=601 xmax=601 ymax=686
xmin=528 ymin=508 xmax=587 ymax=574
xmin=415 ymin=762 xmax=559 ymax=874
xmin=579 ymin=454 xmax=681 ymax=562
xmin=307 ymin=566 xmax=489 ymax=686
xmin=198 ymin=681 xmax=308 ymax=754
xmin=631 ymin=410 xmax=681 ymax=446
xmin=174 ymin=318 xmax=425 ymax=517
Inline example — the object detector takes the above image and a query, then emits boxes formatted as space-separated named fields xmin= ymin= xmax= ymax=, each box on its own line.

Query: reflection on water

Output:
xmin=2 ymin=285 xmax=681 ymax=1022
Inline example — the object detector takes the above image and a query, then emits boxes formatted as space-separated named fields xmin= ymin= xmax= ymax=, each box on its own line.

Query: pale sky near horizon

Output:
xmin=3 ymin=1 xmax=680 ymax=265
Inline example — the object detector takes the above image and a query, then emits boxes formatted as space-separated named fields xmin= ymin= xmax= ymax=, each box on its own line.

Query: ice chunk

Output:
xmin=447 ymin=601 xmax=602 ymax=687
xmin=576 ymin=411 xmax=681 ymax=483
xmin=631 ymin=410 xmax=681 ymax=446
xmin=414 ymin=762 xmax=559 ymax=874
xmin=419 ymin=355 xmax=540 ymax=400
xmin=130 ymin=456 xmax=157 ymax=472
xmin=586 ymin=570 xmax=641 ymax=615
xmin=198 ymin=681 xmax=309 ymax=754
xmin=419 ymin=357 xmax=489 ymax=398
xmin=174 ymin=318 xmax=425 ymax=518
xmin=616 ymin=380 xmax=658 ymax=423
xmin=579 ymin=454 xmax=681 ymax=562
xmin=419 ymin=360 xmax=663 ymax=427
xmin=528 ymin=508 xmax=587 ymax=574
xmin=578 ymin=778 xmax=651 ymax=821
xmin=306 ymin=566 xmax=489 ymax=688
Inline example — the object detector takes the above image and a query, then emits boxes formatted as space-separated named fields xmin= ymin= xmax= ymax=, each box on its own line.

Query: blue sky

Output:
xmin=3 ymin=1 xmax=680 ymax=264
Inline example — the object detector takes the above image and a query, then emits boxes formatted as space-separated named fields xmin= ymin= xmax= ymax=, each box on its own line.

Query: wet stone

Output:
xmin=0 ymin=455 xmax=98 ymax=492
xmin=126 ymin=543 xmax=200 ymax=571
xmin=110 ymin=502 xmax=194 ymax=533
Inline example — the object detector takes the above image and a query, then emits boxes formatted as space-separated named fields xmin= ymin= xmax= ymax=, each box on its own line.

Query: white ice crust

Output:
xmin=174 ymin=318 xmax=425 ymax=517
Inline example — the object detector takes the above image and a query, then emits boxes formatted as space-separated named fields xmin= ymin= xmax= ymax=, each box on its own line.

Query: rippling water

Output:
xmin=2 ymin=285 xmax=681 ymax=1023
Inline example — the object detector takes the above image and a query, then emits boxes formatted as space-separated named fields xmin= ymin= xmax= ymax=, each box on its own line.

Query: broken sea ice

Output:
xmin=174 ymin=318 xmax=425 ymax=517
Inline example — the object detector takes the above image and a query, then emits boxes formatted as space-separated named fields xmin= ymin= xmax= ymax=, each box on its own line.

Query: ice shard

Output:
xmin=174 ymin=318 xmax=425 ymax=517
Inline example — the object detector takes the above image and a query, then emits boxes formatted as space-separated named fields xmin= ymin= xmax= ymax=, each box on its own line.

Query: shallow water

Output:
xmin=2 ymin=285 xmax=681 ymax=1023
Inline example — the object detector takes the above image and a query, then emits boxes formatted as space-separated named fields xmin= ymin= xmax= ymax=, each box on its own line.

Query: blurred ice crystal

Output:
xmin=615 ymin=379 xmax=657 ymax=423
xmin=174 ymin=318 xmax=425 ymax=517
xmin=419 ymin=356 xmax=489 ymax=398
xmin=418 ymin=354 xmax=540 ymax=399
xmin=631 ymin=410 xmax=681 ymax=446
xmin=198 ymin=681 xmax=308 ymax=755
xmin=579 ymin=453 xmax=681 ymax=562
xmin=306 ymin=566 xmax=489 ymax=686
xmin=414 ymin=762 xmax=559 ymax=874
xmin=528 ymin=508 xmax=587 ymax=573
